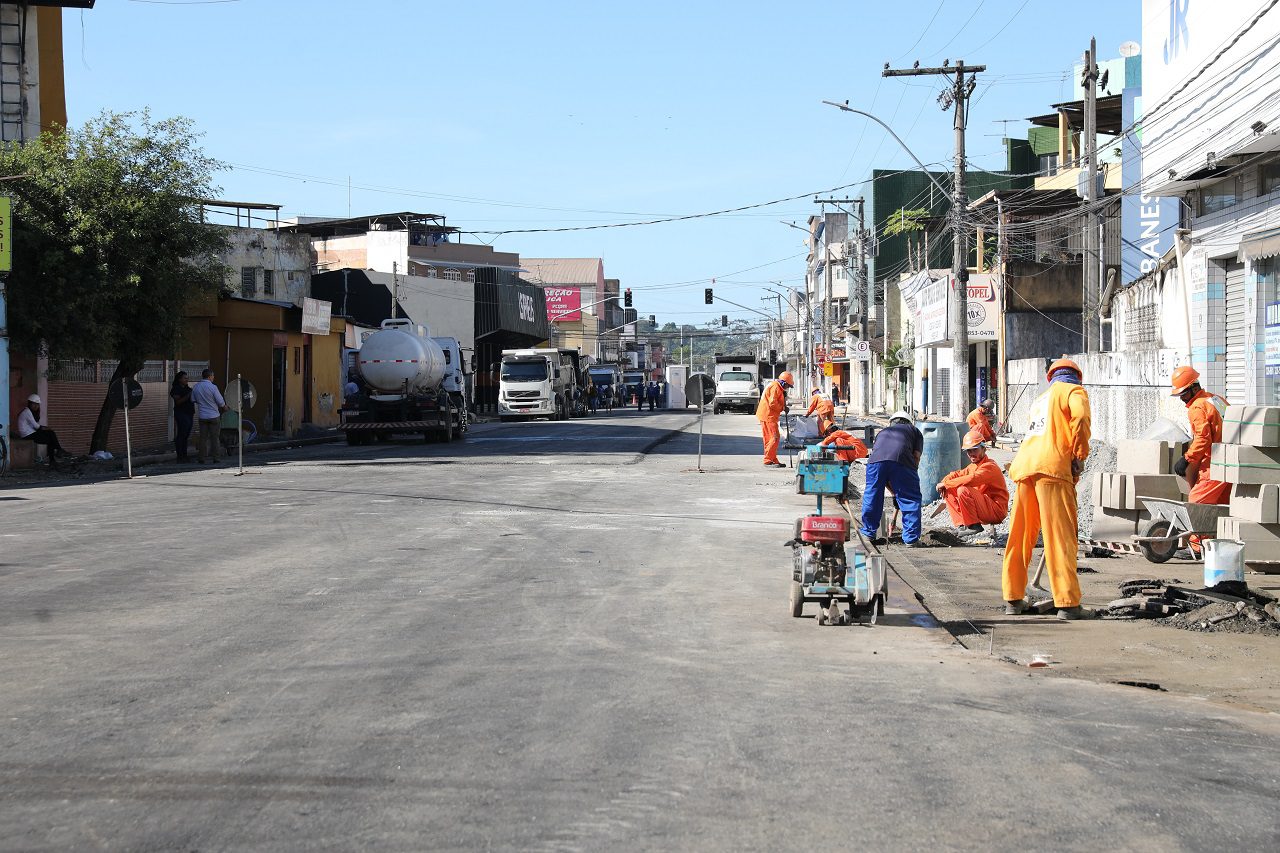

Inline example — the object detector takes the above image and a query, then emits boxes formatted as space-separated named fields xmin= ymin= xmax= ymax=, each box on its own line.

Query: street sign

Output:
xmin=686 ymin=372 xmax=716 ymax=405
xmin=226 ymin=377 xmax=257 ymax=412
xmin=851 ymin=340 xmax=872 ymax=361
xmin=108 ymin=377 xmax=144 ymax=410
xmin=823 ymin=362 xmax=834 ymax=376
xmin=0 ymin=196 xmax=10 ymax=273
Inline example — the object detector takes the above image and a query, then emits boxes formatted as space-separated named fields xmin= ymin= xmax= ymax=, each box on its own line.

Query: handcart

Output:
xmin=1131 ymin=496 xmax=1229 ymax=564
xmin=786 ymin=444 xmax=887 ymax=625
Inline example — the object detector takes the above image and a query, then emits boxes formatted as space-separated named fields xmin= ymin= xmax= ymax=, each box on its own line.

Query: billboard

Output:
xmin=916 ymin=276 xmax=950 ymax=347
xmin=545 ymin=286 xmax=581 ymax=322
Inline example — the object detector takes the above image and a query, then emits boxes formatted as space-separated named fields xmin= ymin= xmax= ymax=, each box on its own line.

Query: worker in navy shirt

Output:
xmin=860 ymin=410 xmax=924 ymax=546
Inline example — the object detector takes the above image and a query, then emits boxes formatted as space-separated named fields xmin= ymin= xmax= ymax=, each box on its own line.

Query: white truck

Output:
xmin=342 ymin=318 xmax=469 ymax=444
xmin=499 ymin=348 xmax=575 ymax=421
xmin=712 ymin=354 xmax=762 ymax=414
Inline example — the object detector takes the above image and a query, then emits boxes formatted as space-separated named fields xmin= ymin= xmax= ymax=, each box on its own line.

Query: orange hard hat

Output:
xmin=811 ymin=387 xmax=821 ymax=395
xmin=778 ymin=371 xmax=795 ymax=386
xmin=1170 ymin=365 xmax=1200 ymax=396
xmin=1046 ymin=358 xmax=1083 ymax=382
xmin=961 ymin=429 xmax=987 ymax=451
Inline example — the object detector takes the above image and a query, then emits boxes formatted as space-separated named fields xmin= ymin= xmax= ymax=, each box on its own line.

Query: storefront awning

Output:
xmin=1239 ymin=227 xmax=1280 ymax=263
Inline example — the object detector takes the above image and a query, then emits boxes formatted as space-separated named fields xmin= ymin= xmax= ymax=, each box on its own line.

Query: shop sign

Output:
xmin=545 ymin=286 xmax=581 ymax=322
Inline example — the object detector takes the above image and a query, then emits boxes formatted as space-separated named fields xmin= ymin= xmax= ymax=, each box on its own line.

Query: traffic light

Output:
xmin=721 ymin=315 xmax=728 ymax=327
xmin=624 ymin=288 xmax=632 ymax=307
xmin=704 ymin=288 xmax=713 ymax=304
xmin=768 ymin=349 xmax=777 ymax=363
xmin=649 ymin=314 xmax=656 ymax=324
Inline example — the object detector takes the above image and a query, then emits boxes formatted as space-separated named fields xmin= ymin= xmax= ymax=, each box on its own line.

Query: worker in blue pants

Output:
xmin=860 ymin=410 xmax=925 ymax=547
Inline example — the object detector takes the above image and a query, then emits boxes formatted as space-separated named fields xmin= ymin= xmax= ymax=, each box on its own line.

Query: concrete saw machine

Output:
xmin=786 ymin=445 xmax=888 ymax=625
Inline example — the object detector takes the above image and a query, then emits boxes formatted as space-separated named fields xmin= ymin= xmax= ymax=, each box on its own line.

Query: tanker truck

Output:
xmin=341 ymin=318 xmax=469 ymax=444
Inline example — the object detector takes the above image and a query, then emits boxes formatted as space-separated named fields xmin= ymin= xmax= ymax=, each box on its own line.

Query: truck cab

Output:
xmin=499 ymin=348 xmax=572 ymax=421
xmin=712 ymin=355 xmax=761 ymax=414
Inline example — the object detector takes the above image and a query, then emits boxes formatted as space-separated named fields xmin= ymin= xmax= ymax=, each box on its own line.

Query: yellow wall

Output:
xmin=36 ymin=8 xmax=66 ymax=133
xmin=310 ymin=320 xmax=344 ymax=428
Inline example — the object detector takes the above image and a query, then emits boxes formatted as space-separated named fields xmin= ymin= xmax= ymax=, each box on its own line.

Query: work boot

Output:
xmin=1004 ymin=599 xmax=1030 ymax=615
xmin=1056 ymin=606 xmax=1096 ymax=621
xmin=765 ymin=462 xmax=787 ymax=468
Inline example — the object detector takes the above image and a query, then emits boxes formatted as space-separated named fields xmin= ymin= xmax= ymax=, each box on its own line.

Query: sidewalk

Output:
xmin=887 ymin=529 xmax=1280 ymax=713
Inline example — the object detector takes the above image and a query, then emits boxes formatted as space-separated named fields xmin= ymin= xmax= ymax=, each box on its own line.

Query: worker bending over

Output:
xmin=1002 ymin=358 xmax=1093 ymax=620
xmin=967 ymin=398 xmax=996 ymax=446
xmin=820 ymin=424 xmax=868 ymax=463
xmin=860 ymin=411 xmax=923 ymax=547
xmin=1171 ymin=366 xmax=1229 ymax=505
xmin=805 ymin=388 xmax=836 ymax=436
xmin=755 ymin=371 xmax=794 ymax=468
xmin=938 ymin=429 xmax=1009 ymax=539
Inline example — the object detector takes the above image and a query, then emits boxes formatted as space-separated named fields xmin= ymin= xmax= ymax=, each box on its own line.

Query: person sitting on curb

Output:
xmin=16 ymin=394 xmax=68 ymax=469
xmin=937 ymin=429 xmax=1009 ymax=542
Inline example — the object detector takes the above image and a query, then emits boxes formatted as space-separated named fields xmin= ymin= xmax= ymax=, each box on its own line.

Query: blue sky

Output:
xmin=64 ymin=0 xmax=1137 ymax=326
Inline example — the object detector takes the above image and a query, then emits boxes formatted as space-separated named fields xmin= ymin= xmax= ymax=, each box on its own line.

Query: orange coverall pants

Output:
xmin=1002 ymin=474 xmax=1081 ymax=608
xmin=944 ymin=486 xmax=1007 ymax=527
xmin=761 ymin=419 xmax=781 ymax=464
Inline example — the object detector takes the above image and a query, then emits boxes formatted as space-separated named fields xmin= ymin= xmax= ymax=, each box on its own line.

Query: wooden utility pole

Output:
xmin=884 ymin=60 xmax=985 ymax=420
xmin=1082 ymin=38 xmax=1100 ymax=352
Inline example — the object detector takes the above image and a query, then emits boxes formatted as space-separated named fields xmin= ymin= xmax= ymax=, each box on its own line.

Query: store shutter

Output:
xmin=934 ymin=367 xmax=950 ymax=416
xmin=1225 ymin=261 xmax=1247 ymax=403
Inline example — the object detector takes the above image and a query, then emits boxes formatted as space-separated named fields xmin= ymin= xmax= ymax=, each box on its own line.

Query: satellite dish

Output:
xmin=226 ymin=377 xmax=258 ymax=412
xmin=686 ymin=372 xmax=717 ymax=405
xmin=1119 ymin=40 xmax=1140 ymax=57
xmin=108 ymin=377 xmax=144 ymax=410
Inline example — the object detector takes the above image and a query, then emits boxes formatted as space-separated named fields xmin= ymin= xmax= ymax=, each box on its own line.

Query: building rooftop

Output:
xmin=519 ymin=258 xmax=604 ymax=286
xmin=278 ymin=212 xmax=460 ymax=239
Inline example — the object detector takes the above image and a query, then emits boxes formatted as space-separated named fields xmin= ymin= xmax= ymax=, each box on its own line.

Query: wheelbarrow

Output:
xmin=1131 ymin=496 xmax=1229 ymax=564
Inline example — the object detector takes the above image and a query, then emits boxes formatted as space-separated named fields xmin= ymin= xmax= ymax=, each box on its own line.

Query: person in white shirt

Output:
xmin=190 ymin=369 xmax=228 ymax=463
xmin=16 ymin=394 xmax=66 ymax=467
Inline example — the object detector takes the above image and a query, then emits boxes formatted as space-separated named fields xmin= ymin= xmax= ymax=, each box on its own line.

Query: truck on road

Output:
xmin=499 ymin=348 xmax=576 ymax=421
xmin=342 ymin=318 xmax=469 ymax=444
xmin=712 ymin=354 xmax=761 ymax=414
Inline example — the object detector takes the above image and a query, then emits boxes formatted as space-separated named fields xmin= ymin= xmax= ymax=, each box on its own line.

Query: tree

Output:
xmin=1 ymin=111 xmax=229 ymax=452
xmin=883 ymin=207 xmax=931 ymax=271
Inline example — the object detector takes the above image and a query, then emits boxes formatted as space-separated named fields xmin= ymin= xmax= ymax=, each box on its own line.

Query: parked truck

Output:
xmin=712 ymin=354 xmax=761 ymax=414
xmin=498 ymin=348 xmax=575 ymax=421
xmin=342 ymin=318 xmax=469 ymax=444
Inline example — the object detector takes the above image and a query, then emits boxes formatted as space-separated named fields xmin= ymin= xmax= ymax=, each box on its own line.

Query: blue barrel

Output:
xmin=917 ymin=420 xmax=964 ymax=505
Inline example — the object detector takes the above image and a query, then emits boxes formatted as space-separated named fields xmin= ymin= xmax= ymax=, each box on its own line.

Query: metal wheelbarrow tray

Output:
xmin=1131 ymin=496 xmax=1229 ymax=564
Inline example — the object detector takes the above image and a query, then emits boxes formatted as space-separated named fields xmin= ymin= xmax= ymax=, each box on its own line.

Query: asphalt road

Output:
xmin=2 ymin=409 xmax=1278 ymax=851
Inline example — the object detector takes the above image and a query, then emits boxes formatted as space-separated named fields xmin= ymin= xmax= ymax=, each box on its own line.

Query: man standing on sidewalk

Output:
xmin=191 ymin=369 xmax=228 ymax=464
xmin=755 ymin=371 xmax=794 ymax=468
xmin=1002 ymin=358 xmax=1093 ymax=620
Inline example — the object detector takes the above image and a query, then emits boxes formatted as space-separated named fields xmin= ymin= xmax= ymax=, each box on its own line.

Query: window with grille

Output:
xmin=240 ymin=267 xmax=256 ymax=297
xmin=1262 ymin=163 xmax=1280 ymax=196
xmin=466 ymin=270 xmax=476 ymax=283
xmin=263 ymin=269 xmax=274 ymax=296
xmin=1038 ymin=152 xmax=1058 ymax=175
xmin=443 ymin=268 xmax=461 ymax=281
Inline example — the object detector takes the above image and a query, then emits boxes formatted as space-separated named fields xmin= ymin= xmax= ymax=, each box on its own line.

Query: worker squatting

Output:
xmin=754 ymin=362 xmax=1224 ymax=621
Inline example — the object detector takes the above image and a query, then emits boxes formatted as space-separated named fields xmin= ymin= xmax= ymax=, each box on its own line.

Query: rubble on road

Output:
xmin=1099 ymin=577 xmax=1280 ymax=635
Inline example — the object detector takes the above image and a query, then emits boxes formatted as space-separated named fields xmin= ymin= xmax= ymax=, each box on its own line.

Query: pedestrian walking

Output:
xmin=636 ymin=382 xmax=645 ymax=412
xmin=646 ymin=381 xmax=659 ymax=411
xmin=170 ymin=371 xmax=195 ymax=463
xmin=860 ymin=411 xmax=923 ymax=546
xmin=587 ymin=382 xmax=599 ymax=414
xmin=755 ymin=371 xmax=794 ymax=468
xmin=938 ymin=429 xmax=1009 ymax=539
xmin=191 ymin=369 xmax=229 ymax=464
xmin=1001 ymin=358 xmax=1093 ymax=620
xmin=830 ymin=384 xmax=841 ymax=407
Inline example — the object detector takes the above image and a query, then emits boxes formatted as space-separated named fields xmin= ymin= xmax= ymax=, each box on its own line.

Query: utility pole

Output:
xmin=391 ymin=261 xmax=399 ymax=320
xmin=1082 ymin=38 xmax=1100 ymax=352
xmin=884 ymin=59 xmax=986 ymax=420
xmin=853 ymin=198 xmax=870 ymax=415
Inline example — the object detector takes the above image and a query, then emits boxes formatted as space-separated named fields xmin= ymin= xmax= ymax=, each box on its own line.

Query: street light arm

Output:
xmin=711 ymin=293 xmax=776 ymax=322
xmin=821 ymin=101 xmax=951 ymax=200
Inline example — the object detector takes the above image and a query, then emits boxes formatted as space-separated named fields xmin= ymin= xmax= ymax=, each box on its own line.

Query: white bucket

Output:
xmin=1203 ymin=539 xmax=1246 ymax=587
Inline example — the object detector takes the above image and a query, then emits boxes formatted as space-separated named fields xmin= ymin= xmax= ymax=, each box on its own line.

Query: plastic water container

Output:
xmin=917 ymin=421 xmax=964 ymax=504
xmin=1203 ymin=539 xmax=1245 ymax=587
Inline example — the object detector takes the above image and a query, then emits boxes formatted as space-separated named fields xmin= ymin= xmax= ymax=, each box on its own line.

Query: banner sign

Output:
xmin=545 ymin=286 xmax=581 ymax=322
xmin=964 ymin=274 xmax=998 ymax=340
xmin=917 ymin=276 xmax=950 ymax=347
xmin=301 ymin=297 xmax=332 ymax=335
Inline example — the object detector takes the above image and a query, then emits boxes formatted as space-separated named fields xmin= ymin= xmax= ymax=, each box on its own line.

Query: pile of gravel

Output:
xmin=1077 ymin=439 xmax=1117 ymax=540
xmin=1161 ymin=601 xmax=1280 ymax=636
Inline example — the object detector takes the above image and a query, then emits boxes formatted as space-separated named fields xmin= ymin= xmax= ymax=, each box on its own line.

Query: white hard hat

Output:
xmin=27 ymin=393 xmax=40 ymax=404
xmin=889 ymin=410 xmax=912 ymax=423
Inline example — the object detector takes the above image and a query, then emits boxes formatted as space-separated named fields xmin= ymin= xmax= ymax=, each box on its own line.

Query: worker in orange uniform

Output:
xmin=820 ymin=423 xmax=868 ymax=463
xmin=1171 ymin=367 xmax=1230 ymax=554
xmin=1002 ymin=358 xmax=1093 ymax=620
xmin=967 ymin=398 xmax=996 ymax=446
xmin=755 ymin=370 xmax=795 ymax=468
xmin=938 ymin=429 xmax=1010 ymax=538
xmin=805 ymin=388 xmax=836 ymax=436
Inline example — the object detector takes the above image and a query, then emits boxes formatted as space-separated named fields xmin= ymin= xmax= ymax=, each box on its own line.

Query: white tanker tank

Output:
xmin=358 ymin=318 xmax=447 ymax=395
